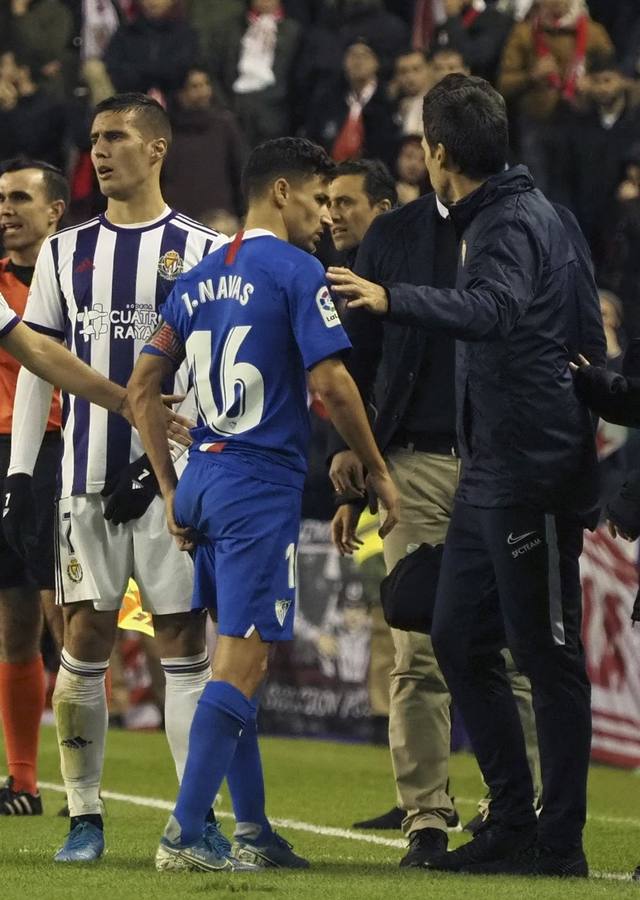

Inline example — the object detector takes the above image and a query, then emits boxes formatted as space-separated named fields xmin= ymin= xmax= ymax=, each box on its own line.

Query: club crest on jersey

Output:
xmin=67 ymin=557 xmax=83 ymax=583
xmin=315 ymin=286 xmax=340 ymax=328
xmin=157 ymin=249 xmax=184 ymax=281
xmin=275 ymin=599 xmax=292 ymax=627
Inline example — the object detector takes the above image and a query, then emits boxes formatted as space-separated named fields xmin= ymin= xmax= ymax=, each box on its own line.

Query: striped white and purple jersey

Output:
xmin=23 ymin=207 xmax=225 ymax=498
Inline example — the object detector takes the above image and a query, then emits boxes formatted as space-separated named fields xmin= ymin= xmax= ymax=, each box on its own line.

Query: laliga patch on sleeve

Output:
xmin=315 ymin=286 xmax=340 ymax=328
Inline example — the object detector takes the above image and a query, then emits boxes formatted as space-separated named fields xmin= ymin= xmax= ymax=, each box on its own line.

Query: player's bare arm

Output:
xmin=3 ymin=322 xmax=192 ymax=445
xmin=308 ymin=356 xmax=399 ymax=539
xmin=3 ymin=321 xmax=132 ymax=419
xmin=127 ymin=349 xmax=196 ymax=551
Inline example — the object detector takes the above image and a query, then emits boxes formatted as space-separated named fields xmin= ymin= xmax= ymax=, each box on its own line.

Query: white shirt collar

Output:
xmin=435 ymin=196 xmax=450 ymax=219
xmin=237 ymin=228 xmax=276 ymax=240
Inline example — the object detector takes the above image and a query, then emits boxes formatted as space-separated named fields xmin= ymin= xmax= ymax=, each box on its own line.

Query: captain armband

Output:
xmin=147 ymin=321 xmax=186 ymax=367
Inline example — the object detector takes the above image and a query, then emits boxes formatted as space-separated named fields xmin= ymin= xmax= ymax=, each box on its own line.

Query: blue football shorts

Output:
xmin=174 ymin=454 xmax=302 ymax=641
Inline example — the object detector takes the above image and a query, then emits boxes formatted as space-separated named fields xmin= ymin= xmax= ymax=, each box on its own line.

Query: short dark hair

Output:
xmin=423 ymin=74 xmax=508 ymax=179
xmin=242 ymin=137 xmax=335 ymax=200
xmin=397 ymin=48 xmax=428 ymax=63
xmin=93 ymin=92 xmax=172 ymax=144
xmin=428 ymin=45 xmax=468 ymax=67
xmin=331 ymin=158 xmax=398 ymax=207
xmin=0 ymin=156 xmax=70 ymax=206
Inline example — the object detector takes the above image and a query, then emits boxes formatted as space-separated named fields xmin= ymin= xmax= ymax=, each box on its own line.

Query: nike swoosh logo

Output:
xmin=507 ymin=530 xmax=537 ymax=545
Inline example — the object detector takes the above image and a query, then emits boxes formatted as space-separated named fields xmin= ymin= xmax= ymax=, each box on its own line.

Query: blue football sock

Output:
xmin=173 ymin=680 xmax=254 ymax=845
xmin=226 ymin=710 xmax=271 ymax=841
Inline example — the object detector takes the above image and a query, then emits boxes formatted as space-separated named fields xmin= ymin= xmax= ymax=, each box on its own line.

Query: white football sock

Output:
xmin=161 ymin=650 xmax=211 ymax=782
xmin=53 ymin=650 xmax=109 ymax=818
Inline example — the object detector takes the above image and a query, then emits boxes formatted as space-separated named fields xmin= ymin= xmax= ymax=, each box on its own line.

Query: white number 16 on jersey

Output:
xmin=186 ymin=327 xmax=265 ymax=435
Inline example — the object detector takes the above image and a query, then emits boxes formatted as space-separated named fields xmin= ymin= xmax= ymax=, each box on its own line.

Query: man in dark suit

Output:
xmin=330 ymin=178 xmax=548 ymax=864
xmin=330 ymin=74 xmax=606 ymax=878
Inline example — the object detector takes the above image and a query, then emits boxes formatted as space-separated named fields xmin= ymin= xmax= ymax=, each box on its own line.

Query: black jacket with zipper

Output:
xmin=383 ymin=166 xmax=604 ymax=525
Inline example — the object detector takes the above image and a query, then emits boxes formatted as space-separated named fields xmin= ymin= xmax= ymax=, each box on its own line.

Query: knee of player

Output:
xmin=63 ymin=610 xmax=116 ymax=662
xmin=217 ymin=648 xmax=269 ymax=699
xmin=152 ymin=610 xmax=206 ymax=658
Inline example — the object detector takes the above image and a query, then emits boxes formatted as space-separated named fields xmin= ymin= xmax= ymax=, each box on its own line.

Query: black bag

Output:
xmin=380 ymin=542 xmax=444 ymax=634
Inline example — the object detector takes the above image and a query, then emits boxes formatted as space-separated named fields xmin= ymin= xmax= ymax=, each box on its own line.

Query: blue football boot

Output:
xmin=54 ymin=821 xmax=105 ymax=863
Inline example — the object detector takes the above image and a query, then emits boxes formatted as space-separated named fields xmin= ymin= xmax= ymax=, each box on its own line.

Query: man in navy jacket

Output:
xmin=328 ymin=73 xmax=604 ymax=878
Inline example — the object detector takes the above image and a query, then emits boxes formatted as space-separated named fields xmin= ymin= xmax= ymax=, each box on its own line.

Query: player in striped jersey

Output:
xmin=8 ymin=93 xmax=226 ymax=864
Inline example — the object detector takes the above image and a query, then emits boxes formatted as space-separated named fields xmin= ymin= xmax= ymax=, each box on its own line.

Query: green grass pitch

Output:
xmin=1 ymin=725 xmax=638 ymax=899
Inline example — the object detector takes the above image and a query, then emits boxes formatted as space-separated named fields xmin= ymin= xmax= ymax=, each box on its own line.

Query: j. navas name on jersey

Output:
xmin=181 ymin=275 xmax=254 ymax=315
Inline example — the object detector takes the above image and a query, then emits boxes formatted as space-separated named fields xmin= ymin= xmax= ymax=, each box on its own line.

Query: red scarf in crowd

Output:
xmin=533 ymin=13 xmax=589 ymax=102
xmin=461 ymin=6 xmax=481 ymax=28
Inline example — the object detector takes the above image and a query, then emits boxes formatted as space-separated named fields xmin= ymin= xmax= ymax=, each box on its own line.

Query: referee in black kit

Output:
xmin=328 ymin=74 xmax=603 ymax=878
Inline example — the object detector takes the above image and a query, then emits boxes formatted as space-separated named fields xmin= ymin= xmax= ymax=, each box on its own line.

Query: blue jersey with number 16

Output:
xmin=142 ymin=229 xmax=351 ymax=490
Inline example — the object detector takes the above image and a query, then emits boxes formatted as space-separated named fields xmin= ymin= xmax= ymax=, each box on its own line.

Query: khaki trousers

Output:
xmin=383 ymin=449 xmax=461 ymax=835
xmin=381 ymin=448 xmax=541 ymax=834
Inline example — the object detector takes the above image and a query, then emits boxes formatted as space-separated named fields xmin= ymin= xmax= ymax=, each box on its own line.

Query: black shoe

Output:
xmin=400 ymin=828 xmax=448 ymax=868
xmin=459 ymin=842 xmax=589 ymax=878
xmin=633 ymin=864 xmax=639 ymax=882
xmin=0 ymin=776 xmax=43 ymax=815
xmin=444 ymin=799 xmax=463 ymax=833
xmin=353 ymin=806 xmax=404 ymax=830
xmin=426 ymin=819 xmax=537 ymax=873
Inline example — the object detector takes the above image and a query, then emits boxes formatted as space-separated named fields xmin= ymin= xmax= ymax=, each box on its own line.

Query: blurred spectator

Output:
xmin=104 ymin=0 xmax=198 ymax=101
xmin=186 ymin=0 xmax=244 ymax=86
xmin=163 ymin=67 xmax=247 ymax=220
xmin=294 ymin=0 xmax=409 ymax=130
xmin=220 ymin=0 xmax=302 ymax=147
xmin=499 ymin=0 xmax=613 ymax=192
xmin=79 ymin=0 xmax=127 ymax=106
xmin=199 ymin=209 xmax=241 ymax=237
xmin=392 ymin=49 xmax=432 ymax=135
xmin=395 ymin=134 xmax=430 ymax=205
xmin=430 ymin=45 xmax=471 ymax=82
xmin=605 ymin=145 xmax=640 ymax=338
xmin=599 ymin=289 xmax=625 ymax=368
xmin=336 ymin=0 xmax=410 ymax=80
xmin=306 ymin=38 xmax=400 ymax=168
xmin=8 ymin=0 xmax=76 ymax=97
xmin=412 ymin=0 xmax=443 ymax=51
xmin=0 ymin=50 xmax=67 ymax=169
xmin=432 ymin=0 xmax=513 ymax=83
xmin=556 ymin=52 xmax=640 ymax=273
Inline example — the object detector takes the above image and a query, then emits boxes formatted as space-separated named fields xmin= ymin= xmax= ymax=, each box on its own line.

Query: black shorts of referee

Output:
xmin=0 ymin=432 xmax=61 ymax=590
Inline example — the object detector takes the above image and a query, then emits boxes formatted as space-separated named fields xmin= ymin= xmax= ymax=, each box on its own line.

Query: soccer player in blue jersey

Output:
xmin=7 ymin=93 xmax=228 ymax=863
xmin=129 ymin=137 xmax=400 ymax=873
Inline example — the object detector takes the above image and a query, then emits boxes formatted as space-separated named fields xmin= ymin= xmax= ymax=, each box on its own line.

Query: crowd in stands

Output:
xmin=1 ymin=0 xmax=639 ymax=387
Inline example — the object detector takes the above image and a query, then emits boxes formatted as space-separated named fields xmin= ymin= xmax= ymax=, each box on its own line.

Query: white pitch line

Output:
xmin=39 ymin=781 xmax=405 ymax=849
xmin=37 ymin=780 xmax=635 ymax=878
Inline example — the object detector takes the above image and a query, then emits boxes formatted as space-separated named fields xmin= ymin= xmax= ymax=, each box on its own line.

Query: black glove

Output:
xmin=572 ymin=364 xmax=625 ymax=411
xmin=2 ymin=473 xmax=37 ymax=560
xmin=101 ymin=455 xmax=159 ymax=526
xmin=606 ymin=472 xmax=640 ymax=541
